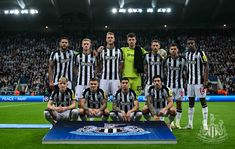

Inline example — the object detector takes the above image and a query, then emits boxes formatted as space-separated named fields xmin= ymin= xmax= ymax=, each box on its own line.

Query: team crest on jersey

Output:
xmin=150 ymin=61 xmax=161 ymax=65
xmin=70 ymin=123 xmax=150 ymax=136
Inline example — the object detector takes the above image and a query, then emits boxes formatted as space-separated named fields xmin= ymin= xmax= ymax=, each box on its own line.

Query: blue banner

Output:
xmin=0 ymin=96 xmax=44 ymax=102
xmin=42 ymin=121 xmax=177 ymax=144
xmin=138 ymin=96 xmax=235 ymax=102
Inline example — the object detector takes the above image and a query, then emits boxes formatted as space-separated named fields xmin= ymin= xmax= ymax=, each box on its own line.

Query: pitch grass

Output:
xmin=0 ymin=102 xmax=234 ymax=149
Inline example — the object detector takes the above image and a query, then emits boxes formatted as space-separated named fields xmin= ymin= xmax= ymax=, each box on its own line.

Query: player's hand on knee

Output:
xmin=153 ymin=115 xmax=160 ymax=121
xmin=159 ymin=108 xmax=167 ymax=115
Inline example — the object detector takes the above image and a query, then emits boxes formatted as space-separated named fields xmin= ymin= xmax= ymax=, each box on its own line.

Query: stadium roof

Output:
xmin=0 ymin=0 xmax=235 ymax=31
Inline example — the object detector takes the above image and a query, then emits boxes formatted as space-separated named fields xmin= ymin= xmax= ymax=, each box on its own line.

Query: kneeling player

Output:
xmin=110 ymin=77 xmax=142 ymax=122
xmin=80 ymin=78 xmax=109 ymax=121
xmin=44 ymin=77 xmax=81 ymax=125
xmin=142 ymin=75 xmax=176 ymax=130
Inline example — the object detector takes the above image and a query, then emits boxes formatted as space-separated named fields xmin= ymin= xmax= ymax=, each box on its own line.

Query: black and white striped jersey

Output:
xmin=147 ymin=85 xmax=172 ymax=109
xmin=99 ymin=47 xmax=123 ymax=80
xmin=144 ymin=52 xmax=164 ymax=85
xmin=49 ymin=50 xmax=74 ymax=84
xmin=82 ymin=88 xmax=105 ymax=109
xmin=113 ymin=89 xmax=137 ymax=113
xmin=164 ymin=56 xmax=187 ymax=88
xmin=185 ymin=49 xmax=208 ymax=84
xmin=74 ymin=53 xmax=96 ymax=85
xmin=50 ymin=88 xmax=75 ymax=107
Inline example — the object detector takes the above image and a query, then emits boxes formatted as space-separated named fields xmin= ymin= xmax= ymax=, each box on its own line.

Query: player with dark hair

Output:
xmin=121 ymin=33 xmax=147 ymax=96
xmin=164 ymin=43 xmax=187 ymax=129
xmin=110 ymin=77 xmax=142 ymax=122
xmin=185 ymin=38 xmax=209 ymax=130
xmin=144 ymin=40 xmax=164 ymax=96
xmin=48 ymin=37 xmax=74 ymax=90
xmin=80 ymin=78 xmax=109 ymax=121
xmin=142 ymin=75 xmax=176 ymax=131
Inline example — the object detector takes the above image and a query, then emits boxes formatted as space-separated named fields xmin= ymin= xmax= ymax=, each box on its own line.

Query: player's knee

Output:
xmin=79 ymin=108 xmax=85 ymax=115
xmin=169 ymin=108 xmax=177 ymax=116
xmin=200 ymin=98 xmax=207 ymax=108
xmin=44 ymin=110 xmax=51 ymax=118
xmin=136 ymin=112 xmax=143 ymax=119
xmin=142 ymin=106 xmax=149 ymax=114
xmin=189 ymin=97 xmax=195 ymax=108
xmin=109 ymin=112 xmax=117 ymax=120
xmin=104 ymin=108 xmax=109 ymax=115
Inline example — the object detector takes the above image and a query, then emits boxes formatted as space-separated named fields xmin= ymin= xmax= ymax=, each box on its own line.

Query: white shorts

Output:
xmin=187 ymin=84 xmax=206 ymax=98
xmin=171 ymin=88 xmax=185 ymax=101
xmin=100 ymin=79 xmax=120 ymax=95
xmin=75 ymin=85 xmax=89 ymax=100
xmin=55 ymin=110 xmax=71 ymax=121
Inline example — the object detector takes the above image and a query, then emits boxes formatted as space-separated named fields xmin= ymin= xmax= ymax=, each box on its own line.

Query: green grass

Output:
xmin=0 ymin=102 xmax=235 ymax=149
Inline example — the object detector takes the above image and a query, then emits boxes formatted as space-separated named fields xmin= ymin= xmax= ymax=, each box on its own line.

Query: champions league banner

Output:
xmin=138 ymin=96 xmax=235 ymax=102
xmin=0 ymin=96 xmax=44 ymax=102
xmin=0 ymin=95 xmax=234 ymax=102
xmin=42 ymin=121 xmax=177 ymax=144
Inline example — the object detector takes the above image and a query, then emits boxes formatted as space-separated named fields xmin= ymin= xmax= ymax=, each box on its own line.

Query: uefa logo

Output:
xmin=197 ymin=114 xmax=227 ymax=144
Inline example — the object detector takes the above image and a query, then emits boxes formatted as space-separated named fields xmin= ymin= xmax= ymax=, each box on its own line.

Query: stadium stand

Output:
xmin=0 ymin=30 xmax=234 ymax=95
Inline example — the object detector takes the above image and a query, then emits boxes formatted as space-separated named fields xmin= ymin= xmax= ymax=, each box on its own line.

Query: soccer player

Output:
xmin=144 ymin=40 xmax=164 ymax=96
xmin=80 ymin=78 xmax=109 ymax=121
xmin=142 ymin=75 xmax=176 ymax=130
xmin=110 ymin=77 xmax=142 ymax=122
xmin=74 ymin=38 xmax=97 ymax=103
xmin=185 ymin=38 xmax=209 ymax=130
xmin=121 ymin=33 xmax=147 ymax=96
xmin=164 ymin=43 xmax=187 ymax=129
xmin=44 ymin=77 xmax=80 ymax=125
xmin=98 ymin=32 xmax=123 ymax=96
xmin=48 ymin=37 xmax=74 ymax=90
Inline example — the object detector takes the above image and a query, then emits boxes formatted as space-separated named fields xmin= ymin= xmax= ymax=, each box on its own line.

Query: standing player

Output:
xmin=144 ymin=40 xmax=164 ymax=96
xmin=44 ymin=77 xmax=80 ymax=124
xmin=121 ymin=33 xmax=147 ymax=96
xmin=48 ymin=37 xmax=74 ymax=90
xmin=110 ymin=77 xmax=142 ymax=122
xmin=74 ymin=38 xmax=97 ymax=103
xmin=99 ymin=32 xmax=123 ymax=97
xmin=185 ymin=38 xmax=209 ymax=130
xmin=80 ymin=78 xmax=109 ymax=121
xmin=164 ymin=43 xmax=187 ymax=129
xmin=142 ymin=75 xmax=176 ymax=130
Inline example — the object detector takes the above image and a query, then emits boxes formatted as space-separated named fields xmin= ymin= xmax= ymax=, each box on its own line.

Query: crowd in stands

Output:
xmin=0 ymin=29 xmax=234 ymax=95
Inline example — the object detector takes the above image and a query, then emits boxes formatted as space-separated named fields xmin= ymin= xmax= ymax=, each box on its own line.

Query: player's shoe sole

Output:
xmin=183 ymin=124 xmax=193 ymax=129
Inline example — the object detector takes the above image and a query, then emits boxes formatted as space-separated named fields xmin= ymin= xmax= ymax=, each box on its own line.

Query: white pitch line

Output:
xmin=0 ymin=102 xmax=42 ymax=108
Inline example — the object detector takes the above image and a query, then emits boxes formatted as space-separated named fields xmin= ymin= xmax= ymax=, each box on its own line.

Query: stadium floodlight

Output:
xmin=4 ymin=10 xmax=9 ymax=14
xmin=14 ymin=9 xmax=20 ymax=15
xmin=147 ymin=8 xmax=154 ymax=13
xmin=112 ymin=8 xmax=117 ymax=14
xmin=119 ymin=8 xmax=126 ymax=13
xmin=21 ymin=9 xmax=28 ymax=14
xmin=128 ymin=8 xmax=133 ymax=13
xmin=30 ymin=9 xmax=36 ymax=14
xmin=166 ymin=8 xmax=171 ymax=13
xmin=9 ymin=10 xmax=14 ymax=14
xmin=138 ymin=9 xmax=143 ymax=13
